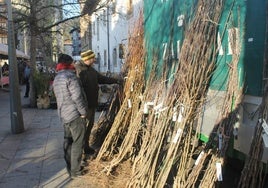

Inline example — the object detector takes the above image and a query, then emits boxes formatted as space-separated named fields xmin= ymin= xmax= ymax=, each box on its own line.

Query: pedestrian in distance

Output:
xmin=1 ymin=61 xmax=9 ymax=73
xmin=23 ymin=61 xmax=31 ymax=98
xmin=75 ymin=49 xmax=123 ymax=160
xmin=53 ymin=53 xmax=88 ymax=179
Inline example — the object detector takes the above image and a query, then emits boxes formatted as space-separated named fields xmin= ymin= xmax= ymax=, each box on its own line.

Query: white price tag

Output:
xmin=195 ymin=151 xmax=204 ymax=166
xmin=173 ymin=128 xmax=182 ymax=143
xmin=172 ymin=112 xmax=177 ymax=122
xmin=177 ymin=106 xmax=184 ymax=123
xmin=127 ymin=99 xmax=132 ymax=108
xmin=143 ymin=104 xmax=149 ymax=114
xmin=216 ymin=162 xmax=223 ymax=181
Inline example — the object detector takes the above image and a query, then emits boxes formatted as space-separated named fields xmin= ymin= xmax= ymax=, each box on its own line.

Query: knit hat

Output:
xmin=81 ymin=50 xmax=95 ymax=61
xmin=58 ymin=54 xmax=73 ymax=64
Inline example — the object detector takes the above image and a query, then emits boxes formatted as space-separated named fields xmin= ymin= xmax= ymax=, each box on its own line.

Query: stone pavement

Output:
xmin=0 ymin=85 xmax=101 ymax=188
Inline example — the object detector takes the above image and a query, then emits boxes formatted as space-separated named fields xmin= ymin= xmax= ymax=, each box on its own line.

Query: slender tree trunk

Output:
xmin=29 ymin=32 xmax=37 ymax=107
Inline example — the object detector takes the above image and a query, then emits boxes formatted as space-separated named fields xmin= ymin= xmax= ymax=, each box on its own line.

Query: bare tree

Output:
xmin=9 ymin=0 xmax=105 ymax=107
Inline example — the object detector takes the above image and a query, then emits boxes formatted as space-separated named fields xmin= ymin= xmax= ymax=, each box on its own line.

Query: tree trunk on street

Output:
xmin=29 ymin=31 xmax=37 ymax=107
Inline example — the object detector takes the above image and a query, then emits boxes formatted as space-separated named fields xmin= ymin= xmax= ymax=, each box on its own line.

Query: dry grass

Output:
xmin=79 ymin=0 xmax=267 ymax=187
xmin=66 ymin=160 xmax=132 ymax=188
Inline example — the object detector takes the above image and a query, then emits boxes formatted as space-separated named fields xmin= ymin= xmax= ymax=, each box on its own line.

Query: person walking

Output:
xmin=75 ymin=50 xmax=122 ymax=160
xmin=2 ymin=62 xmax=9 ymax=73
xmin=53 ymin=54 xmax=88 ymax=179
xmin=23 ymin=62 xmax=30 ymax=98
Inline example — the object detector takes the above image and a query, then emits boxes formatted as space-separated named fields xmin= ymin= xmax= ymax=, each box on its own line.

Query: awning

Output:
xmin=0 ymin=43 xmax=30 ymax=59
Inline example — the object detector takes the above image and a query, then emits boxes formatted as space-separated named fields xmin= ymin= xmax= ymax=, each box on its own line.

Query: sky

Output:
xmin=63 ymin=0 xmax=81 ymax=18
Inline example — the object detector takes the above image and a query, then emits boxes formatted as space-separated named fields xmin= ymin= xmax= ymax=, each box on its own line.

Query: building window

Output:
xmin=113 ymin=48 xmax=117 ymax=67
xmin=103 ymin=9 xmax=106 ymax=26
xmin=104 ymin=50 xmax=107 ymax=66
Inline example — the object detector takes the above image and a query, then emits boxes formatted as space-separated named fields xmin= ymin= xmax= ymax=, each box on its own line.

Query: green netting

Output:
xmin=144 ymin=0 xmax=266 ymax=96
xmin=144 ymin=0 xmax=197 ymax=80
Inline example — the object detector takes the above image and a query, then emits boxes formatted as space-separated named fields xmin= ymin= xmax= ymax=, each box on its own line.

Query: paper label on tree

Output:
xmin=195 ymin=151 xmax=204 ymax=166
xmin=127 ymin=99 xmax=132 ymax=108
xmin=177 ymin=106 xmax=184 ymax=123
xmin=172 ymin=128 xmax=182 ymax=143
xmin=143 ymin=104 xmax=149 ymax=114
xmin=172 ymin=111 xmax=177 ymax=122
xmin=216 ymin=162 xmax=223 ymax=181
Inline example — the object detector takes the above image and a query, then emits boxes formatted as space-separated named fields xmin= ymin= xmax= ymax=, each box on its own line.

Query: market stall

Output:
xmin=0 ymin=43 xmax=29 ymax=88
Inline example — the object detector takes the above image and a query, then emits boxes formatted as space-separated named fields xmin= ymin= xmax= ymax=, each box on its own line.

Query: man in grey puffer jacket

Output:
xmin=53 ymin=54 xmax=88 ymax=179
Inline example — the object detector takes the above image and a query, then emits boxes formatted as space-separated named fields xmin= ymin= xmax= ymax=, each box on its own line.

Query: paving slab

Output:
xmin=0 ymin=85 xmax=103 ymax=187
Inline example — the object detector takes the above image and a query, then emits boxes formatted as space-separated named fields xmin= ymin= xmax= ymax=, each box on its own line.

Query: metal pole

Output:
xmin=0 ymin=65 xmax=3 ymax=89
xmin=5 ymin=0 xmax=24 ymax=134
xmin=107 ymin=6 xmax=110 ymax=72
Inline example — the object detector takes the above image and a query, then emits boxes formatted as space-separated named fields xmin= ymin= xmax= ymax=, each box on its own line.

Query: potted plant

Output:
xmin=33 ymin=72 xmax=51 ymax=109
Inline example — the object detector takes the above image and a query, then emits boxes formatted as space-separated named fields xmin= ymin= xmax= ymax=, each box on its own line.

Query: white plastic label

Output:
xmin=172 ymin=111 xmax=177 ymax=122
xmin=130 ymin=83 xmax=134 ymax=92
xmin=216 ymin=162 xmax=223 ymax=181
xmin=195 ymin=151 xmax=204 ymax=166
xmin=143 ymin=104 xmax=149 ymax=114
xmin=177 ymin=15 xmax=185 ymax=27
xmin=127 ymin=99 xmax=132 ymax=108
xmin=173 ymin=128 xmax=182 ymax=143
xmin=177 ymin=106 xmax=184 ymax=123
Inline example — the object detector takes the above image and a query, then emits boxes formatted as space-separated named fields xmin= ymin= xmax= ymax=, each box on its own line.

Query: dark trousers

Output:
xmin=63 ymin=117 xmax=86 ymax=175
xmin=84 ymin=108 xmax=95 ymax=154
xmin=24 ymin=78 xmax=30 ymax=97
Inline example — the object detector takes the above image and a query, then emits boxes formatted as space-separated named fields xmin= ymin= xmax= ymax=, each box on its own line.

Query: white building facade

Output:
xmin=88 ymin=0 xmax=143 ymax=74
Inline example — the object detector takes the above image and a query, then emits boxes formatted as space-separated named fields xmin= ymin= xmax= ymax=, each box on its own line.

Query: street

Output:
xmin=0 ymin=85 xmax=92 ymax=187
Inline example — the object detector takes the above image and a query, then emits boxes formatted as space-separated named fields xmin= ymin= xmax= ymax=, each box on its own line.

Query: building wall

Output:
xmin=0 ymin=0 xmax=7 ymax=44
xmin=82 ymin=0 xmax=143 ymax=74
xmin=80 ymin=13 xmax=91 ymax=52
